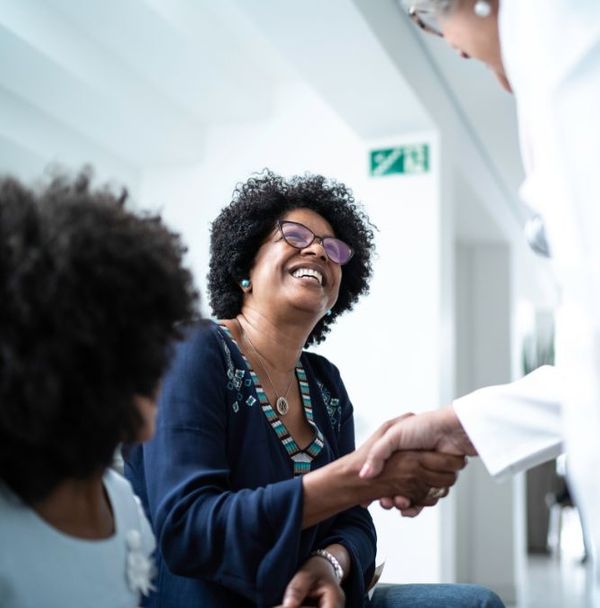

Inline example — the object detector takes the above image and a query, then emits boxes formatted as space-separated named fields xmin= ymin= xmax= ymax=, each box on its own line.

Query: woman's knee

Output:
xmin=461 ymin=584 xmax=505 ymax=608
xmin=369 ymin=583 xmax=505 ymax=608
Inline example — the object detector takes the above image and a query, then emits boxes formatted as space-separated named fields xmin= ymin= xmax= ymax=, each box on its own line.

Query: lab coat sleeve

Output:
xmin=453 ymin=365 xmax=564 ymax=481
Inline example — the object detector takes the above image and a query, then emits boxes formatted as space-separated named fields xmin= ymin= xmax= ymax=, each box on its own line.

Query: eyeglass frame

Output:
xmin=408 ymin=6 xmax=471 ymax=57
xmin=408 ymin=5 xmax=444 ymax=37
xmin=276 ymin=219 xmax=355 ymax=265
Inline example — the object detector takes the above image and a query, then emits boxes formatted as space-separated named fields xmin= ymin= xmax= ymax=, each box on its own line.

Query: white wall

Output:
xmin=140 ymin=81 xmax=451 ymax=584
xmin=0 ymin=87 xmax=139 ymax=192
xmin=455 ymin=242 xmax=525 ymax=604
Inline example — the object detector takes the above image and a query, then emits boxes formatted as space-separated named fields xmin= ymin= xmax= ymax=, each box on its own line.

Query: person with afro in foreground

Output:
xmin=0 ymin=169 xmax=198 ymax=608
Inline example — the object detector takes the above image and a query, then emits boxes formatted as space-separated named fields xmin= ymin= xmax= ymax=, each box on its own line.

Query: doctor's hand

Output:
xmin=359 ymin=407 xmax=476 ymax=516
xmin=359 ymin=406 xmax=477 ymax=482
xmin=350 ymin=415 xmax=466 ymax=511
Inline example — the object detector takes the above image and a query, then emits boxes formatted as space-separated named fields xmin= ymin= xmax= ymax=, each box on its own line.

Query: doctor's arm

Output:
xmin=361 ymin=365 xmax=564 ymax=485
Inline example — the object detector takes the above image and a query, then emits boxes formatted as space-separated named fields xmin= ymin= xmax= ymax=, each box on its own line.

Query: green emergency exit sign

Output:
xmin=369 ymin=144 xmax=430 ymax=177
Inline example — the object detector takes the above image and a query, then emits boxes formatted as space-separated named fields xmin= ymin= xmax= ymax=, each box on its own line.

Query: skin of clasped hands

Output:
xmin=278 ymin=414 xmax=469 ymax=608
xmin=360 ymin=408 xmax=478 ymax=515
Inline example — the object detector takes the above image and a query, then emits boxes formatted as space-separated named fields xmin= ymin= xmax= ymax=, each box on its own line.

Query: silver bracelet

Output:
xmin=310 ymin=549 xmax=344 ymax=582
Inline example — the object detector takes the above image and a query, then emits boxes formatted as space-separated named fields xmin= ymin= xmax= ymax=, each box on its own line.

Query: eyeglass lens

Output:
xmin=279 ymin=221 xmax=353 ymax=265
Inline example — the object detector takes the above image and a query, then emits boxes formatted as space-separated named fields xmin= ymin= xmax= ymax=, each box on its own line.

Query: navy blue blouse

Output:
xmin=124 ymin=321 xmax=376 ymax=607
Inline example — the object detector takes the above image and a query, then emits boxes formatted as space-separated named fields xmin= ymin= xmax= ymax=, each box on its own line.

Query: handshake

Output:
xmin=279 ymin=407 xmax=478 ymax=608
xmin=276 ymin=407 xmax=479 ymax=608
xmin=355 ymin=406 xmax=477 ymax=516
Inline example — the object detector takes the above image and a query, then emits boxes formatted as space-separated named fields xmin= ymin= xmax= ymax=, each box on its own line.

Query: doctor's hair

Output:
xmin=0 ymin=168 xmax=199 ymax=504
xmin=208 ymin=169 xmax=376 ymax=346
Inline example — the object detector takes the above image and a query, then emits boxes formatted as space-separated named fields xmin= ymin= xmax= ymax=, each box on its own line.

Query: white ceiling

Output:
xmin=0 ymin=0 xmax=525 ymax=241
xmin=0 ymin=0 xmax=291 ymax=168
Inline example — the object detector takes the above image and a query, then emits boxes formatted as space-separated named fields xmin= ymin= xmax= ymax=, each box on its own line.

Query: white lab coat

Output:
xmin=453 ymin=0 xmax=600 ymax=587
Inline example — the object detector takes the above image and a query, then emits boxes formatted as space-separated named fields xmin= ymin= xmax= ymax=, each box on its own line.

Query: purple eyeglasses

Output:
xmin=277 ymin=220 xmax=354 ymax=265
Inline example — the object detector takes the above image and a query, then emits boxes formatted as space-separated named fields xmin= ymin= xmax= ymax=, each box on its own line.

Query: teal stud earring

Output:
xmin=240 ymin=279 xmax=251 ymax=289
xmin=326 ymin=309 xmax=332 ymax=317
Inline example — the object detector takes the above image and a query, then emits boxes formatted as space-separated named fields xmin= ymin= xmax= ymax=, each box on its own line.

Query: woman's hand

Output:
xmin=377 ymin=472 xmax=452 ymax=517
xmin=301 ymin=416 xmax=465 ymax=528
xmin=369 ymin=448 xmax=464 ymax=508
xmin=352 ymin=414 xmax=415 ymax=508
xmin=281 ymin=555 xmax=345 ymax=608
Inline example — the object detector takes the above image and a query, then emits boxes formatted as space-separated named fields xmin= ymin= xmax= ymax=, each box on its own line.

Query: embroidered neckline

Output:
xmin=218 ymin=324 xmax=324 ymax=475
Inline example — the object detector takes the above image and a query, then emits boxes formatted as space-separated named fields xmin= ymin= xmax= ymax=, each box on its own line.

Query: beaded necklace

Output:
xmin=219 ymin=325 xmax=324 ymax=476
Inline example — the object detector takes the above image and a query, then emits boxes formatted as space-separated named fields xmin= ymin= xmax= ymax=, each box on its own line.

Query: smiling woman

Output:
xmin=123 ymin=170 xmax=499 ymax=608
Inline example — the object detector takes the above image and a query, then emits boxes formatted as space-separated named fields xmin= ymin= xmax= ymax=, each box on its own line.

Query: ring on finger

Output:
xmin=427 ymin=487 xmax=446 ymax=500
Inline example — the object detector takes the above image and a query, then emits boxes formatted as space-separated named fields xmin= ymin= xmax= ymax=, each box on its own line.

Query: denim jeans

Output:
xmin=369 ymin=583 xmax=505 ymax=608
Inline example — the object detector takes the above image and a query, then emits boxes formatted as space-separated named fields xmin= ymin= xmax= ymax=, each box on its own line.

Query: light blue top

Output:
xmin=0 ymin=469 xmax=155 ymax=608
